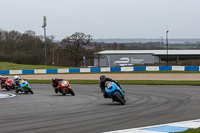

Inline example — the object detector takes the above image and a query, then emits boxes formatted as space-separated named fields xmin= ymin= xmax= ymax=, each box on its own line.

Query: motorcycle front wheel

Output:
xmin=28 ymin=88 xmax=33 ymax=94
xmin=113 ymin=92 xmax=125 ymax=105
xmin=69 ymin=88 xmax=75 ymax=96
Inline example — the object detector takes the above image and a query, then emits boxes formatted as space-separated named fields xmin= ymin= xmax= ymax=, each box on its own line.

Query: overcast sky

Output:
xmin=1 ymin=0 xmax=200 ymax=40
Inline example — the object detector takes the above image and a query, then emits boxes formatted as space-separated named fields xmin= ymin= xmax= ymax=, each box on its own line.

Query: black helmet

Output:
xmin=100 ymin=75 xmax=106 ymax=82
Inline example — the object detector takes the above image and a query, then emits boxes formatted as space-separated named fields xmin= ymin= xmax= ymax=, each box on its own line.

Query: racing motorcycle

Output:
xmin=1 ymin=77 xmax=15 ymax=91
xmin=15 ymin=79 xmax=33 ymax=94
xmin=53 ymin=80 xmax=75 ymax=96
xmin=104 ymin=81 xmax=126 ymax=105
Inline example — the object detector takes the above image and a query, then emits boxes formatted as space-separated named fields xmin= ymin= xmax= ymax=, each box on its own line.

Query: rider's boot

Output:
xmin=103 ymin=92 xmax=109 ymax=98
xmin=55 ymin=89 xmax=58 ymax=93
xmin=57 ymin=86 xmax=61 ymax=92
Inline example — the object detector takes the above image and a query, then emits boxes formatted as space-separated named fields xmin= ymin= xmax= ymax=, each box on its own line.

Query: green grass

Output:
xmin=28 ymin=80 xmax=200 ymax=85
xmin=0 ymin=62 xmax=67 ymax=70
xmin=176 ymin=128 xmax=200 ymax=133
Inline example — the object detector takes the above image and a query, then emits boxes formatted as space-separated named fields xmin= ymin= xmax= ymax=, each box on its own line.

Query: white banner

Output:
xmin=58 ymin=69 xmax=69 ymax=73
xmin=9 ymin=70 xmax=22 ymax=74
xmin=80 ymin=68 xmax=90 ymax=72
xmin=101 ymin=67 xmax=110 ymax=72
xmin=34 ymin=69 xmax=46 ymax=74
xmin=146 ymin=66 xmax=159 ymax=71
xmin=121 ymin=67 xmax=133 ymax=72
xmin=172 ymin=66 xmax=185 ymax=71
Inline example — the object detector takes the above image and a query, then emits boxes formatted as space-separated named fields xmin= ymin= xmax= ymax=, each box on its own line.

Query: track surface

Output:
xmin=1 ymin=84 xmax=200 ymax=133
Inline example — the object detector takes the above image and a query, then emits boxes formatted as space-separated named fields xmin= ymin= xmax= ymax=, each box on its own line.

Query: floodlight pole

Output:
xmin=166 ymin=30 xmax=169 ymax=66
xmin=42 ymin=16 xmax=47 ymax=65
xmin=53 ymin=48 xmax=55 ymax=66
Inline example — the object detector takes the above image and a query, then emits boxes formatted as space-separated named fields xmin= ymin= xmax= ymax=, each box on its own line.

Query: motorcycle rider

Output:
xmin=14 ymin=75 xmax=21 ymax=83
xmin=0 ymin=76 xmax=4 ymax=88
xmin=1 ymin=76 xmax=8 ymax=89
xmin=99 ymin=75 xmax=125 ymax=98
xmin=51 ymin=77 xmax=63 ymax=93
xmin=13 ymin=75 xmax=22 ymax=92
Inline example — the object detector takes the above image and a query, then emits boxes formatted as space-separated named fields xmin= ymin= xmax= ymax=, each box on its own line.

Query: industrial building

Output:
xmin=94 ymin=50 xmax=200 ymax=67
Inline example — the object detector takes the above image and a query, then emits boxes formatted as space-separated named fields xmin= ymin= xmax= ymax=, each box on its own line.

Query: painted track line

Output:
xmin=0 ymin=93 xmax=16 ymax=99
xmin=103 ymin=119 xmax=200 ymax=133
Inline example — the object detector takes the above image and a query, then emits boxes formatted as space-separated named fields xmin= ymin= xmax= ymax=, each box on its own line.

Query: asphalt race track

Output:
xmin=1 ymin=84 xmax=200 ymax=133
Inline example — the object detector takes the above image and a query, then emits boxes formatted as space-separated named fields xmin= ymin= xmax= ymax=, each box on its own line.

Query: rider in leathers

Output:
xmin=99 ymin=75 xmax=125 ymax=98
xmin=51 ymin=77 xmax=63 ymax=93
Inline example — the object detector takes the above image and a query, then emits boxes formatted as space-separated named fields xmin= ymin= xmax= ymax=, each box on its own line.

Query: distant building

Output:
xmin=94 ymin=50 xmax=200 ymax=67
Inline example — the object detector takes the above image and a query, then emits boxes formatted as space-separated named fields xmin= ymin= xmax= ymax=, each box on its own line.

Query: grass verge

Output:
xmin=176 ymin=128 xmax=200 ymax=133
xmin=28 ymin=80 xmax=200 ymax=86
xmin=0 ymin=62 xmax=68 ymax=70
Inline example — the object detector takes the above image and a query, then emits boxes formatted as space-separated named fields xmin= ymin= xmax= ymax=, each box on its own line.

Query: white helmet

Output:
xmin=14 ymin=75 xmax=19 ymax=80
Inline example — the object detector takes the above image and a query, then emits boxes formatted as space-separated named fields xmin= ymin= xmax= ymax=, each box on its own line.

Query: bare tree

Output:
xmin=119 ymin=43 xmax=125 ymax=50
xmin=61 ymin=32 xmax=92 ymax=67
xmin=112 ymin=42 xmax=117 ymax=50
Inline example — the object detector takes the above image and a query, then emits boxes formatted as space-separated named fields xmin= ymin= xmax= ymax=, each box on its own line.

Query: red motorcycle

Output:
xmin=1 ymin=77 xmax=15 ymax=91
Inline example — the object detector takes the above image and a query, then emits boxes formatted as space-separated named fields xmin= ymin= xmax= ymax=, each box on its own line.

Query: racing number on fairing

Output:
xmin=61 ymin=81 xmax=67 ymax=86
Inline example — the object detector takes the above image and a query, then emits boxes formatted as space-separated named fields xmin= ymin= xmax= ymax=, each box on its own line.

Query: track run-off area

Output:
xmin=1 ymin=84 xmax=200 ymax=133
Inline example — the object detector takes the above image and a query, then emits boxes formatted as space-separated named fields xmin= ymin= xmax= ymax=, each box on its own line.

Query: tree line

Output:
xmin=0 ymin=29 xmax=100 ymax=67
xmin=1 ymin=28 xmax=196 ymax=67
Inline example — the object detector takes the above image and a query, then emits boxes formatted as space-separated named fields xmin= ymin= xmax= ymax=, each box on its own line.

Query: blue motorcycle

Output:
xmin=105 ymin=81 xmax=126 ymax=105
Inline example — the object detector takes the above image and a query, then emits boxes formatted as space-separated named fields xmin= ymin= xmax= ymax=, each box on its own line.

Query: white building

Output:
xmin=94 ymin=50 xmax=200 ymax=67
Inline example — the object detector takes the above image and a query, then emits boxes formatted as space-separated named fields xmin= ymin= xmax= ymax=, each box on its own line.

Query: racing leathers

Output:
xmin=100 ymin=78 xmax=124 ymax=98
xmin=52 ymin=78 xmax=63 ymax=92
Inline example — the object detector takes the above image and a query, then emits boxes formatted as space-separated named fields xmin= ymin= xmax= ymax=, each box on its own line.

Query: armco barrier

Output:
xmin=22 ymin=70 xmax=34 ymax=74
xmin=134 ymin=66 xmax=146 ymax=71
xmin=0 ymin=66 xmax=200 ymax=75
xmin=91 ymin=68 xmax=101 ymax=72
xmin=111 ymin=67 xmax=121 ymax=72
xmin=159 ymin=66 xmax=172 ymax=71
xmin=185 ymin=66 xmax=199 ymax=71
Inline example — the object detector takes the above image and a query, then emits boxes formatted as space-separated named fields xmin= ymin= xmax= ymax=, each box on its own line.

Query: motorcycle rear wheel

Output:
xmin=62 ymin=89 xmax=66 ymax=95
xmin=5 ymin=87 xmax=10 ymax=91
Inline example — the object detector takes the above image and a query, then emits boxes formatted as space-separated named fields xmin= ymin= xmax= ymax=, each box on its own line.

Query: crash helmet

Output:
xmin=14 ymin=75 xmax=19 ymax=80
xmin=100 ymin=75 xmax=106 ymax=82
xmin=105 ymin=81 xmax=112 ymax=88
xmin=52 ymin=77 xmax=56 ymax=81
